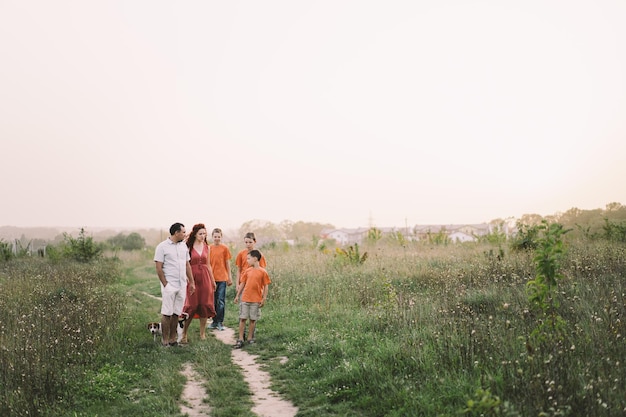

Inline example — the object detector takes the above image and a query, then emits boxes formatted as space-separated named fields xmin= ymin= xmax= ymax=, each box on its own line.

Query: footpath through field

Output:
xmin=145 ymin=289 xmax=298 ymax=416
xmin=211 ymin=325 xmax=298 ymax=417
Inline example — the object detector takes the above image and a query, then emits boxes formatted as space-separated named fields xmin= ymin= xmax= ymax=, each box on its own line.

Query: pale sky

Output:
xmin=1 ymin=1 xmax=625 ymax=230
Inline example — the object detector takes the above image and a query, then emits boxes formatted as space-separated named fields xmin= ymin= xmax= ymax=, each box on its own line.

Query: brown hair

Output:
xmin=186 ymin=223 xmax=208 ymax=251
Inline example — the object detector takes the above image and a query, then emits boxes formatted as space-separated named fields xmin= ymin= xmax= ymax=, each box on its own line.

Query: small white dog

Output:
xmin=147 ymin=312 xmax=190 ymax=343
xmin=147 ymin=322 xmax=162 ymax=342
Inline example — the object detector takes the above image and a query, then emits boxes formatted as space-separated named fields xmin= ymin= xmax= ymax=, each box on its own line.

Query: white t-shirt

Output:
xmin=154 ymin=237 xmax=190 ymax=288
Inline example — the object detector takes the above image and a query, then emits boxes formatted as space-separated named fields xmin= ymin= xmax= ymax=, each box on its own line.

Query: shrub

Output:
xmin=510 ymin=223 xmax=540 ymax=251
xmin=61 ymin=228 xmax=103 ymax=262
xmin=334 ymin=243 xmax=368 ymax=265
xmin=0 ymin=239 xmax=13 ymax=262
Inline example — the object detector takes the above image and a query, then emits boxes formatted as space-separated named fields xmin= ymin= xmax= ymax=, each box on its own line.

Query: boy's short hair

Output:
xmin=248 ymin=249 xmax=262 ymax=261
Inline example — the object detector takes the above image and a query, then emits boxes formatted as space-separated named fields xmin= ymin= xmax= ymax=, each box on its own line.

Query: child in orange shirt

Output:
xmin=233 ymin=249 xmax=270 ymax=348
xmin=208 ymin=228 xmax=232 ymax=331
xmin=235 ymin=232 xmax=266 ymax=288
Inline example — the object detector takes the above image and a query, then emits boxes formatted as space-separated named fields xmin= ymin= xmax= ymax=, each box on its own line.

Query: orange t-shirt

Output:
xmin=240 ymin=267 xmax=271 ymax=303
xmin=235 ymin=249 xmax=266 ymax=277
xmin=209 ymin=244 xmax=232 ymax=282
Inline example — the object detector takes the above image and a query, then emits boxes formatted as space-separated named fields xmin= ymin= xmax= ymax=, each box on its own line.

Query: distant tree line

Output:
xmin=238 ymin=219 xmax=335 ymax=245
xmin=510 ymin=202 xmax=626 ymax=250
xmin=1 ymin=230 xmax=146 ymax=263
xmin=2 ymin=203 xmax=624 ymax=263
xmin=106 ymin=232 xmax=146 ymax=250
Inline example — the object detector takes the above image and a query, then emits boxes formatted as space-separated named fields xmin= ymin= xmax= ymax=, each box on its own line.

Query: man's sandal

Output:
xmin=234 ymin=340 xmax=244 ymax=349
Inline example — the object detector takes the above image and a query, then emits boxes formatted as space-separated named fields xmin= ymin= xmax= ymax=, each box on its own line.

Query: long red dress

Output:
xmin=183 ymin=244 xmax=216 ymax=319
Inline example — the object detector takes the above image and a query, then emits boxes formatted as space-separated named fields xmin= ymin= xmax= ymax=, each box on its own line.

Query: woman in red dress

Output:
xmin=181 ymin=223 xmax=216 ymax=343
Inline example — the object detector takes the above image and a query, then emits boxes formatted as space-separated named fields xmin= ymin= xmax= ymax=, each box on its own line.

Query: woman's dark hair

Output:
xmin=186 ymin=223 xmax=207 ymax=251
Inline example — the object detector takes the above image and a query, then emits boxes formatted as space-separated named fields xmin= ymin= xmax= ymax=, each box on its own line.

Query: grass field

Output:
xmin=1 ymin=236 xmax=625 ymax=416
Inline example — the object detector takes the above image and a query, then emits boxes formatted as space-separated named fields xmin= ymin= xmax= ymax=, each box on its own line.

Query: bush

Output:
xmin=0 ymin=239 xmax=13 ymax=262
xmin=60 ymin=228 xmax=103 ymax=262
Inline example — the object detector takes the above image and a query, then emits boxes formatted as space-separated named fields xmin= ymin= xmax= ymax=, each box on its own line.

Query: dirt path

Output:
xmin=211 ymin=326 xmax=299 ymax=417
xmin=180 ymin=363 xmax=212 ymax=417
xmin=140 ymin=291 xmax=162 ymax=302
xmin=144 ymin=291 xmax=297 ymax=416
xmin=176 ymin=326 xmax=298 ymax=416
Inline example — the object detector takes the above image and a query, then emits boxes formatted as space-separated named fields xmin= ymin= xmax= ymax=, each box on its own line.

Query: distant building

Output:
xmin=321 ymin=222 xmax=500 ymax=245
xmin=413 ymin=223 xmax=493 ymax=242
xmin=322 ymin=228 xmax=369 ymax=245
xmin=448 ymin=231 xmax=476 ymax=243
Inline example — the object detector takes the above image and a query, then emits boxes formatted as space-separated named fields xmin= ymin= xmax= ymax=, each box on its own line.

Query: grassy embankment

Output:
xmin=1 ymin=237 xmax=625 ymax=416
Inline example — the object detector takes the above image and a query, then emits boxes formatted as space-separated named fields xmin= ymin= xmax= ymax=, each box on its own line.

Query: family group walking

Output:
xmin=153 ymin=222 xmax=270 ymax=348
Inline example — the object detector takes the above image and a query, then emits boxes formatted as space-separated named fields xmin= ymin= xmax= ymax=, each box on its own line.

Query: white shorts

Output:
xmin=160 ymin=282 xmax=186 ymax=316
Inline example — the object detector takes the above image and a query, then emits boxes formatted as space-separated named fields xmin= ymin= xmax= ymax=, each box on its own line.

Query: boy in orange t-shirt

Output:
xmin=208 ymin=228 xmax=232 ymax=331
xmin=235 ymin=232 xmax=266 ymax=288
xmin=233 ymin=249 xmax=270 ymax=348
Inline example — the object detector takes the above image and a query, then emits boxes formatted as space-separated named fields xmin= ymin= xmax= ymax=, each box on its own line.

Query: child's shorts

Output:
xmin=239 ymin=302 xmax=261 ymax=321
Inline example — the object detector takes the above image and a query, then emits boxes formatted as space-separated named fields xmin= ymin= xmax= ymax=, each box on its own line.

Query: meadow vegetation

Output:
xmin=258 ymin=233 xmax=625 ymax=416
xmin=1 ymin=211 xmax=625 ymax=416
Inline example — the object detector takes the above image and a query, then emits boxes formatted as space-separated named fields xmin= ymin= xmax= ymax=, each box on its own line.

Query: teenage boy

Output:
xmin=233 ymin=249 xmax=270 ymax=348
xmin=208 ymin=228 xmax=232 ymax=331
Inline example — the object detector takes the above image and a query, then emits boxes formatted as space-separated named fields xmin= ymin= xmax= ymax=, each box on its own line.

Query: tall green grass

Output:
xmin=0 ymin=258 xmax=124 ymax=416
xmin=0 ymin=250 xmax=255 ymax=417
xmin=2 ymin=239 xmax=624 ymax=416
xmin=253 ymin=240 xmax=625 ymax=416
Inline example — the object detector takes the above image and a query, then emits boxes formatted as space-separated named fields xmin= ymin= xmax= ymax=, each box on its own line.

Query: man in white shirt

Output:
xmin=154 ymin=222 xmax=195 ymax=346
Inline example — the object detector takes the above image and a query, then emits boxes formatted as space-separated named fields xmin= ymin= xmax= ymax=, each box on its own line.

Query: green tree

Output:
xmin=123 ymin=232 xmax=145 ymax=250
xmin=280 ymin=220 xmax=334 ymax=242
xmin=62 ymin=228 xmax=103 ymax=262
xmin=518 ymin=213 xmax=544 ymax=226
xmin=602 ymin=218 xmax=626 ymax=242
xmin=605 ymin=201 xmax=624 ymax=212
xmin=107 ymin=232 xmax=145 ymax=250
xmin=0 ymin=240 xmax=13 ymax=262
xmin=239 ymin=219 xmax=285 ymax=243
xmin=526 ymin=221 xmax=570 ymax=350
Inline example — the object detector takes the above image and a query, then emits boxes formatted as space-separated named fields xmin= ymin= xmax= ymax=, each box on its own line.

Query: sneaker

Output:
xmin=208 ymin=322 xmax=218 ymax=329
xmin=217 ymin=322 xmax=225 ymax=331
xmin=234 ymin=340 xmax=244 ymax=349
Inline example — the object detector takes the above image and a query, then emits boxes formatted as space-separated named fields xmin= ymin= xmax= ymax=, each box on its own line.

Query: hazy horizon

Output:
xmin=2 ymin=1 xmax=625 ymax=231
xmin=1 ymin=199 xmax=620 ymax=233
